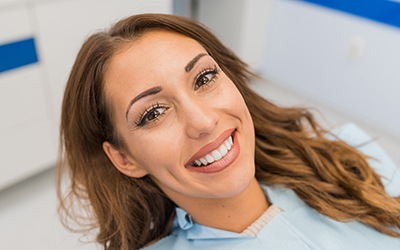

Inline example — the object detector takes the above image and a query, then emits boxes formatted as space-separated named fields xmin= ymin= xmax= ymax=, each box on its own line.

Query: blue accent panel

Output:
xmin=297 ymin=0 xmax=400 ymax=29
xmin=0 ymin=38 xmax=39 ymax=74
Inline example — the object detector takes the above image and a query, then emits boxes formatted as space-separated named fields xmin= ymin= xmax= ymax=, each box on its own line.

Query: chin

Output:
xmin=210 ymin=169 xmax=256 ymax=199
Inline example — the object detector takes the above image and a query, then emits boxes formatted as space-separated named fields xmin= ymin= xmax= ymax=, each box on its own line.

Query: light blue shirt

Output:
xmin=143 ymin=124 xmax=400 ymax=249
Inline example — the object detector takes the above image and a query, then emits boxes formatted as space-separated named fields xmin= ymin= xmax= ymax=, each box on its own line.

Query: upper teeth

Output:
xmin=192 ymin=135 xmax=233 ymax=167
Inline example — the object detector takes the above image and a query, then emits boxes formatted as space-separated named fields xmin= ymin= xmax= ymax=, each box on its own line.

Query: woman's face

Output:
xmin=103 ymin=30 xmax=255 ymax=204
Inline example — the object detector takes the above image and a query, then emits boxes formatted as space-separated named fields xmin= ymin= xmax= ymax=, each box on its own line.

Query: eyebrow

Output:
xmin=125 ymin=86 xmax=162 ymax=119
xmin=185 ymin=53 xmax=207 ymax=72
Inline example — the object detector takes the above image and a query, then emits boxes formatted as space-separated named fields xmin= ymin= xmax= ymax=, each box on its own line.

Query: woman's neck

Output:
xmin=174 ymin=178 xmax=269 ymax=233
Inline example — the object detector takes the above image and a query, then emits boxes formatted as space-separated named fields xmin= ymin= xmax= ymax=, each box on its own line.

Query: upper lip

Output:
xmin=185 ymin=128 xmax=235 ymax=166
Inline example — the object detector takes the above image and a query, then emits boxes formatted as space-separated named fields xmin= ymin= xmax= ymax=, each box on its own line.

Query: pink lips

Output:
xmin=185 ymin=128 xmax=240 ymax=173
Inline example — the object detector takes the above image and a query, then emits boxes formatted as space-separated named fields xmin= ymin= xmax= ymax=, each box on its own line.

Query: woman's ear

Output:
xmin=102 ymin=141 xmax=148 ymax=178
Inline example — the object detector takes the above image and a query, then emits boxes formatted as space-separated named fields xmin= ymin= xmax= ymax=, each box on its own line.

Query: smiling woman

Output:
xmin=58 ymin=14 xmax=400 ymax=250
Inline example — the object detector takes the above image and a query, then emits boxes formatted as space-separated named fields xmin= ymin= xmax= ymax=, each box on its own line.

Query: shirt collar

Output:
xmin=172 ymin=184 xmax=292 ymax=240
xmin=175 ymin=207 xmax=193 ymax=230
xmin=174 ymin=207 xmax=247 ymax=240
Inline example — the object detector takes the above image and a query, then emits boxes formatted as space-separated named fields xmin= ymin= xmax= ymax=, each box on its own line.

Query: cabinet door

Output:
xmin=0 ymin=6 xmax=56 ymax=190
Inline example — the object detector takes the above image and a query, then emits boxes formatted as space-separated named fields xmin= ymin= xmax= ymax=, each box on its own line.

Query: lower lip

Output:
xmin=186 ymin=132 xmax=240 ymax=173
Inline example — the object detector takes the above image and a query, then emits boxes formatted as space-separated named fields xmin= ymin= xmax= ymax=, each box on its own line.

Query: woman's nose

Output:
xmin=183 ymin=97 xmax=219 ymax=139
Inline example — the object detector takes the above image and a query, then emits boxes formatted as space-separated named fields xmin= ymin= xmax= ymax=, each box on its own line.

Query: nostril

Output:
xmin=198 ymin=131 xmax=210 ymax=138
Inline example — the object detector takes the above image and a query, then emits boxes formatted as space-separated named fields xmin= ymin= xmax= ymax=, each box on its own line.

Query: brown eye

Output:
xmin=194 ymin=67 xmax=219 ymax=90
xmin=196 ymin=73 xmax=213 ymax=88
xmin=144 ymin=108 xmax=163 ymax=121
xmin=136 ymin=105 xmax=168 ymax=127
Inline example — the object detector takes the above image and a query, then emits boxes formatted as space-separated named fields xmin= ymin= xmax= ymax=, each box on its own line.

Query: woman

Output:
xmin=58 ymin=13 xmax=400 ymax=249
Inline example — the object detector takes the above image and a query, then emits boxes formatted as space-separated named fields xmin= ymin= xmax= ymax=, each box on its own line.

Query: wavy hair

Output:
xmin=58 ymin=13 xmax=400 ymax=250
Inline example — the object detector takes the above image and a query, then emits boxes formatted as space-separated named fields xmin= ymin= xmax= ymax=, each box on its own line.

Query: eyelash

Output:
xmin=135 ymin=102 xmax=169 ymax=127
xmin=194 ymin=65 xmax=220 ymax=90
xmin=134 ymin=65 xmax=221 ymax=128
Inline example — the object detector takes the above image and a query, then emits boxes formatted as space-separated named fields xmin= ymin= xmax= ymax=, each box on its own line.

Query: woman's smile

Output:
xmin=186 ymin=129 xmax=240 ymax=173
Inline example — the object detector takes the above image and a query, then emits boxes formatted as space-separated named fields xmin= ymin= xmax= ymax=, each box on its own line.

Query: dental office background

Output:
xmin=1 ymin=0 xmax=399 ymax=249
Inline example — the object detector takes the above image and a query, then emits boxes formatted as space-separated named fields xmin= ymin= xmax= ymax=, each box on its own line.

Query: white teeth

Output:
xmin=205 ymin=154 xmax=215 ymax=164
xmin=200 ymin=158 xmax=208 ymax=165
xmin=225 ymin=140 xmax=232 ymax=150
xmin=191 ymin=135 xmax=234 ymax=167
xmin=218 ymin=144 xmax=228 ymax=157
xmin=211 ymin=150 xmax=222 ymax=161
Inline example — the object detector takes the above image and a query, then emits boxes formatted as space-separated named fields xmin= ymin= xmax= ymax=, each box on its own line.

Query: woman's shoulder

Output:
xmin=265 ymin=184 xmax=400 ymax=250
xmin=327 ymin=123 xmax=400 ymax=196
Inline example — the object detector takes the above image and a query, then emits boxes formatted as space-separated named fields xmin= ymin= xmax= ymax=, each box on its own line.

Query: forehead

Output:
xmin=105 ymin=30 xmax=207 ymax=81
xmin=112 ymin=30 xmax=204 ymax=67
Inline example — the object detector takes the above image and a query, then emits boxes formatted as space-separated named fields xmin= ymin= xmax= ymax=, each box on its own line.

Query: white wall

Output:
xmin=196 ymin=0 xmax=270 ymax=71
xmin=0 ymin=0 xmax=171 ymax=190
xmin=261 ymin=0 xmax=400 ymax=142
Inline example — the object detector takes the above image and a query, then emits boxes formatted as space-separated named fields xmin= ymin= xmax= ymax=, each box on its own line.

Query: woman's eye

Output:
xmin=136 ymin=105 xmax=168 ymax=127
xmin=194 ymin=67 xmax=219 ymax=90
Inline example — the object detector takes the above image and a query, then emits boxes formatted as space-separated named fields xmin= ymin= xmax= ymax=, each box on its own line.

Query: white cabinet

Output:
xmin=0 ymin=5 xmax=55 ymax=189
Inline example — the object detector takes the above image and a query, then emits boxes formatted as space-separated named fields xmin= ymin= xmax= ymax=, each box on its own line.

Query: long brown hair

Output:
xmin=58 ymin=13 xmax=400 ymax=250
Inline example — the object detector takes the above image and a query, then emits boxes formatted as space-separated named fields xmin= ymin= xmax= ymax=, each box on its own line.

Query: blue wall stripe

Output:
xmin=0 ymin=38 xmax=39 ymax=74
xmin=297 ymin=0 xmax=400 ymax=29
